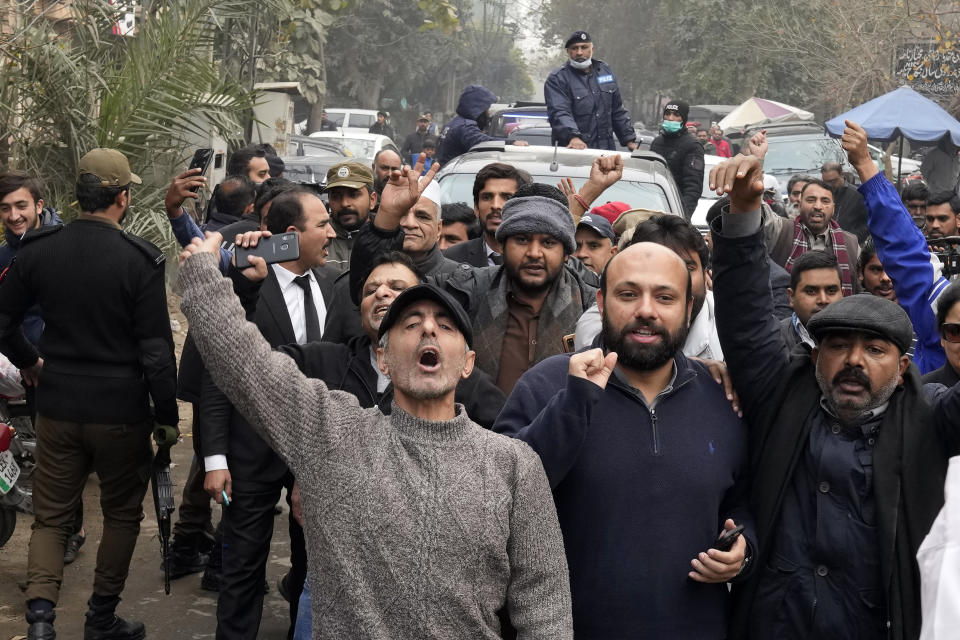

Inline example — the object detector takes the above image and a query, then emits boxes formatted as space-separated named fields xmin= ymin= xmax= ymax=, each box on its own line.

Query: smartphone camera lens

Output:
xmin=280 ymin=244 xmax=289 ymax=251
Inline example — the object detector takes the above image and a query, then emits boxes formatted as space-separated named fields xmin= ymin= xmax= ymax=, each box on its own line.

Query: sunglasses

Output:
xmin=942 ymin=323 xmax=960 ymax=343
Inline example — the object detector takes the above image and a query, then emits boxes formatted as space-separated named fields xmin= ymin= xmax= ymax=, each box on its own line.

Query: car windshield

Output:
xmin=325 ymin=111 xmax=346 ymax=126
xmin=282 ymin=162 xmax=329 ymax=185
xmin=764 ymin=136 xmax=845 ymax=173
xmin=338 ymin=137 xmax=378 ymax=160
xmin=349 ymin=113 xmax=376 ymax=128
xmin=438 ymin=173 xmax=671 ymax=212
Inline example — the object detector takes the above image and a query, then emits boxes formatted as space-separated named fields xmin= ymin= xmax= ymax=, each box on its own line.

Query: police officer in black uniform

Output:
xmin=0 ymin=149 xmax=179 ymax=640
xmin=544 ymin=30 xmax=638 ymax=151
xmin=650 ymin=100 xmax=705 ymax=220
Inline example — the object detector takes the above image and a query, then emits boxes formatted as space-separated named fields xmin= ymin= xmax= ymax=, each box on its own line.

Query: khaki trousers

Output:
xmin=26 ymin=415 xmax=153 ymax=605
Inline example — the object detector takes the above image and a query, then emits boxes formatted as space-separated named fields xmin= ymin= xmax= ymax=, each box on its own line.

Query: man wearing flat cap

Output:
xmin=709 ymin=152 xmax=960 ymax=640
xmin=3 ymin=149 xmax=179 ymax=639
xmin=544 ymin=30 xmax=638 ymax=151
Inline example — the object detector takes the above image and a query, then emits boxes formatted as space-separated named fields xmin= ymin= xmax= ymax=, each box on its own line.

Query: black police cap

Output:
xmin=564 ymin=31 xmax=591 ymax=49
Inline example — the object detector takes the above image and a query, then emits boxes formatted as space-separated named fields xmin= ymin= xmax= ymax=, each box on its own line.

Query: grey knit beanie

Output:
xmin=495 ymin=195 xmax=576 ymax=254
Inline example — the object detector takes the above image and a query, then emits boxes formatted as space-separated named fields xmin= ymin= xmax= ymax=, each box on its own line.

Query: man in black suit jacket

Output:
xmin=443 ymin=162 xmax=531 ymax=268
xmin=165 ymin=178 xmax=298 ymax=586
xmin=200 ymin=188 xmax=337 ymax=640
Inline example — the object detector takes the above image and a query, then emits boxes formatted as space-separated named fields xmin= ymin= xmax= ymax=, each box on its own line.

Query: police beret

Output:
xmin=564 ymin=31 xmax=591 ymax=48
xmin=806 ymin=294 xmax=914 ymax=354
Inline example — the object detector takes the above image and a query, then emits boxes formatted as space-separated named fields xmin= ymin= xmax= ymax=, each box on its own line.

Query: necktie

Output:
xmin=294 ymin=274 xmax=323 ymax=342
xmin=490 ymin=253 xmax=503 ymax=266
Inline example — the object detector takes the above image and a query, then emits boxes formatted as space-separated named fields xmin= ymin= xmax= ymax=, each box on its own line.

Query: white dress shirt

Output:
xmin=271 ymin=263 xmax=327 ymax=345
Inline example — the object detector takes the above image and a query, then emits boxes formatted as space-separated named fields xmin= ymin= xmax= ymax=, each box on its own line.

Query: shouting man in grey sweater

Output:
xmin=177 ymin=159 xmax=572 ymax=640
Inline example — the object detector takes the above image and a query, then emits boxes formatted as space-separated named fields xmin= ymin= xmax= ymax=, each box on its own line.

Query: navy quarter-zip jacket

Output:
xmin=495 ymin=351 xmax=753 ymax=639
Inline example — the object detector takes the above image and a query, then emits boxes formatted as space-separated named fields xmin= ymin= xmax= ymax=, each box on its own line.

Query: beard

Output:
xmin=504 ymin=257 xmax=563 ymax=297
xmin=816 ymin=363 xmax=900 ymax=421
xmin=691 ymin=291 xmax=705 ymax=323
xmin=334 ymin=207 xmax=364 ymax=231
xmin=385 ymin=340 xmax=465 ymax=401
xmin=601 ymin=311 xmax=689 ymax=372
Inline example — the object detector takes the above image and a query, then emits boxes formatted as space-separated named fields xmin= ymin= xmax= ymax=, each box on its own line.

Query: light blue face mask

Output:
xmin=662 ymin=120 xmax=683 ymax=134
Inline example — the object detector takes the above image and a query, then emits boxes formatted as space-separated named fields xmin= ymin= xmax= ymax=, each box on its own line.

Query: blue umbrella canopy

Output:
xmin=825 ymin=86 xmax=960 ymax=145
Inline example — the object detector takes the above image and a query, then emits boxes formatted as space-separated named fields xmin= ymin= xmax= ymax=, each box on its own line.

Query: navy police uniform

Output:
xmin=544 ymin=32 xmax=636 ymax=150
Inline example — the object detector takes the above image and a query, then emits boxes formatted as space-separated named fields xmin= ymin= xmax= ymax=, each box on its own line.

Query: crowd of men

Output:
xmin=2 ymin=26 xmax=960 ymax=640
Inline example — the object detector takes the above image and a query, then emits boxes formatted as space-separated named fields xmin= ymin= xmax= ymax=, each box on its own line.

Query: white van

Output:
xmin=321 ymin=109 xmax=379 ymax=134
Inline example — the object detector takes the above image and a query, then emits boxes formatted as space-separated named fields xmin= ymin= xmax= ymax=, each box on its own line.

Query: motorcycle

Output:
xmin=0 ymin=393 xmax=36 ymax=548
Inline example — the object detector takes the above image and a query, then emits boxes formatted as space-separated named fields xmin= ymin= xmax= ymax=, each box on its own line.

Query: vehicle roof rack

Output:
xmin=469 ymin=141 xmax=508 ymax=153
xmin=630 ymin=149 xmax=667 ymax=166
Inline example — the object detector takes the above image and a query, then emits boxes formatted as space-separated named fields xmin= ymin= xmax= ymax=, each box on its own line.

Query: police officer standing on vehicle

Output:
xmin=0 ymin=149 xmax=179 ymax=640
xmin=544 ymin=30 xmax=638 ymax=151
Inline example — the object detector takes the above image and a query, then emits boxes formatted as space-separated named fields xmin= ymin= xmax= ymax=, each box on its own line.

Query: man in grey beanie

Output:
xmin=465 ymin=192 xmax=590 ymax=393
xmin=348 ymin=163 xmax=598 ymax=395
xmin=495 ymin=195 xmax=577 ymax=252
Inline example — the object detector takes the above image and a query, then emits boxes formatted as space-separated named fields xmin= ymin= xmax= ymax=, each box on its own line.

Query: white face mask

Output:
xmin=569 ymin=57 xmax=592 ymax=70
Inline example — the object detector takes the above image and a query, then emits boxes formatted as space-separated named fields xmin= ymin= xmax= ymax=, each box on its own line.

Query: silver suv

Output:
xmin=436 ymin=142 xmax=685 ymax=215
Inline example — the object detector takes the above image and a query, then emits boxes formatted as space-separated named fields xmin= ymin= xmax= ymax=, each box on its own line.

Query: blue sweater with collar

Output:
xmin=495 ymin=351 xmax=753 ymax=639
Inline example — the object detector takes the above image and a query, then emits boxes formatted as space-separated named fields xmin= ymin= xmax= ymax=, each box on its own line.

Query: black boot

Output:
xmin=166 ymin=532 xmax=209 ymax=578
xmin=26 ymin=609 xmax=56 ymax=640
xmin=199 ymin=531 xmax=222 ymax=592
xmin=83 ymin=595 xmax=145 ymax=640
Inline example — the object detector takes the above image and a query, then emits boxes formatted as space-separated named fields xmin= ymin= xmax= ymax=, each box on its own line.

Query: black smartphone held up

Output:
xmin=715 ymin=524 xmax=745 ymax=552
xmin=234 ymin=233 xmax=300 ymax=269
xmin=187 ymin=148 xmax=214 ymax=192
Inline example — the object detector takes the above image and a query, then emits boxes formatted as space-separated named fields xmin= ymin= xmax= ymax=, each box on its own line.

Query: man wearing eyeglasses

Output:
xmin=840 ymin=122 xmax=950 ymax=375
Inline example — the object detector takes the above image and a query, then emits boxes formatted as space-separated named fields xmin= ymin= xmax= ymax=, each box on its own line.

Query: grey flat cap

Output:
xmin=806 ymin=294 xmax=913 ymax=354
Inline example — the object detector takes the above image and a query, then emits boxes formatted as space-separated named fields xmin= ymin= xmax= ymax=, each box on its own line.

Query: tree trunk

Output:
xmin=305 ymin=38 xmax=327 ymax=135
xmin=306 ymin=100 xmax=325 ymax=135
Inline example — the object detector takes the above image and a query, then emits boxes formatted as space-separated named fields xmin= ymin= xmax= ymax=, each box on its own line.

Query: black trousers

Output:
xmin=216 ymin=474 xmax=306 ymax=640
xmin=172 ymin=454 xmax=213 ymax=541
xmin=172 ymin=405 xmax=213 ymax=541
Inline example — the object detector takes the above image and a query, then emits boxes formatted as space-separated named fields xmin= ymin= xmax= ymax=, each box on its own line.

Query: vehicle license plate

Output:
xmin=0 ymin=449 xmax=19 ymax=494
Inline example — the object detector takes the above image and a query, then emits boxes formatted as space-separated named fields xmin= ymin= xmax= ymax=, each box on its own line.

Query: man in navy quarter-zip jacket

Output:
xmin=495 ymin=241 xmax=755 ymax=640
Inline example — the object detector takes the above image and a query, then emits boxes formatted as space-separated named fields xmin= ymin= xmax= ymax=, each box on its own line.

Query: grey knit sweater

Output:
xmin=179 ymin=253 xmax=573 ymax=639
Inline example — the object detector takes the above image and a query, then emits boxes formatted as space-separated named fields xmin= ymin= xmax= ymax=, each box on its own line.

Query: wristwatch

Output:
xmin=735 ymin=546 xmax=753 ymax=578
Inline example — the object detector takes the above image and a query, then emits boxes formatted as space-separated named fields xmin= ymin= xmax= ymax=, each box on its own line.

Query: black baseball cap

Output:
xmin=377 ymin=284 xmax=474 ymax=347
xmin=565 ymin=30 xmax=591 ymax=48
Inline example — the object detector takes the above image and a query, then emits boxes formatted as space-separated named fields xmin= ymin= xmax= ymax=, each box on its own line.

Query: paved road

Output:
xmin=0 ymin=297 xmax=296 ymax=639
xmin=0 ymin=425 xmax=296 ymax=640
